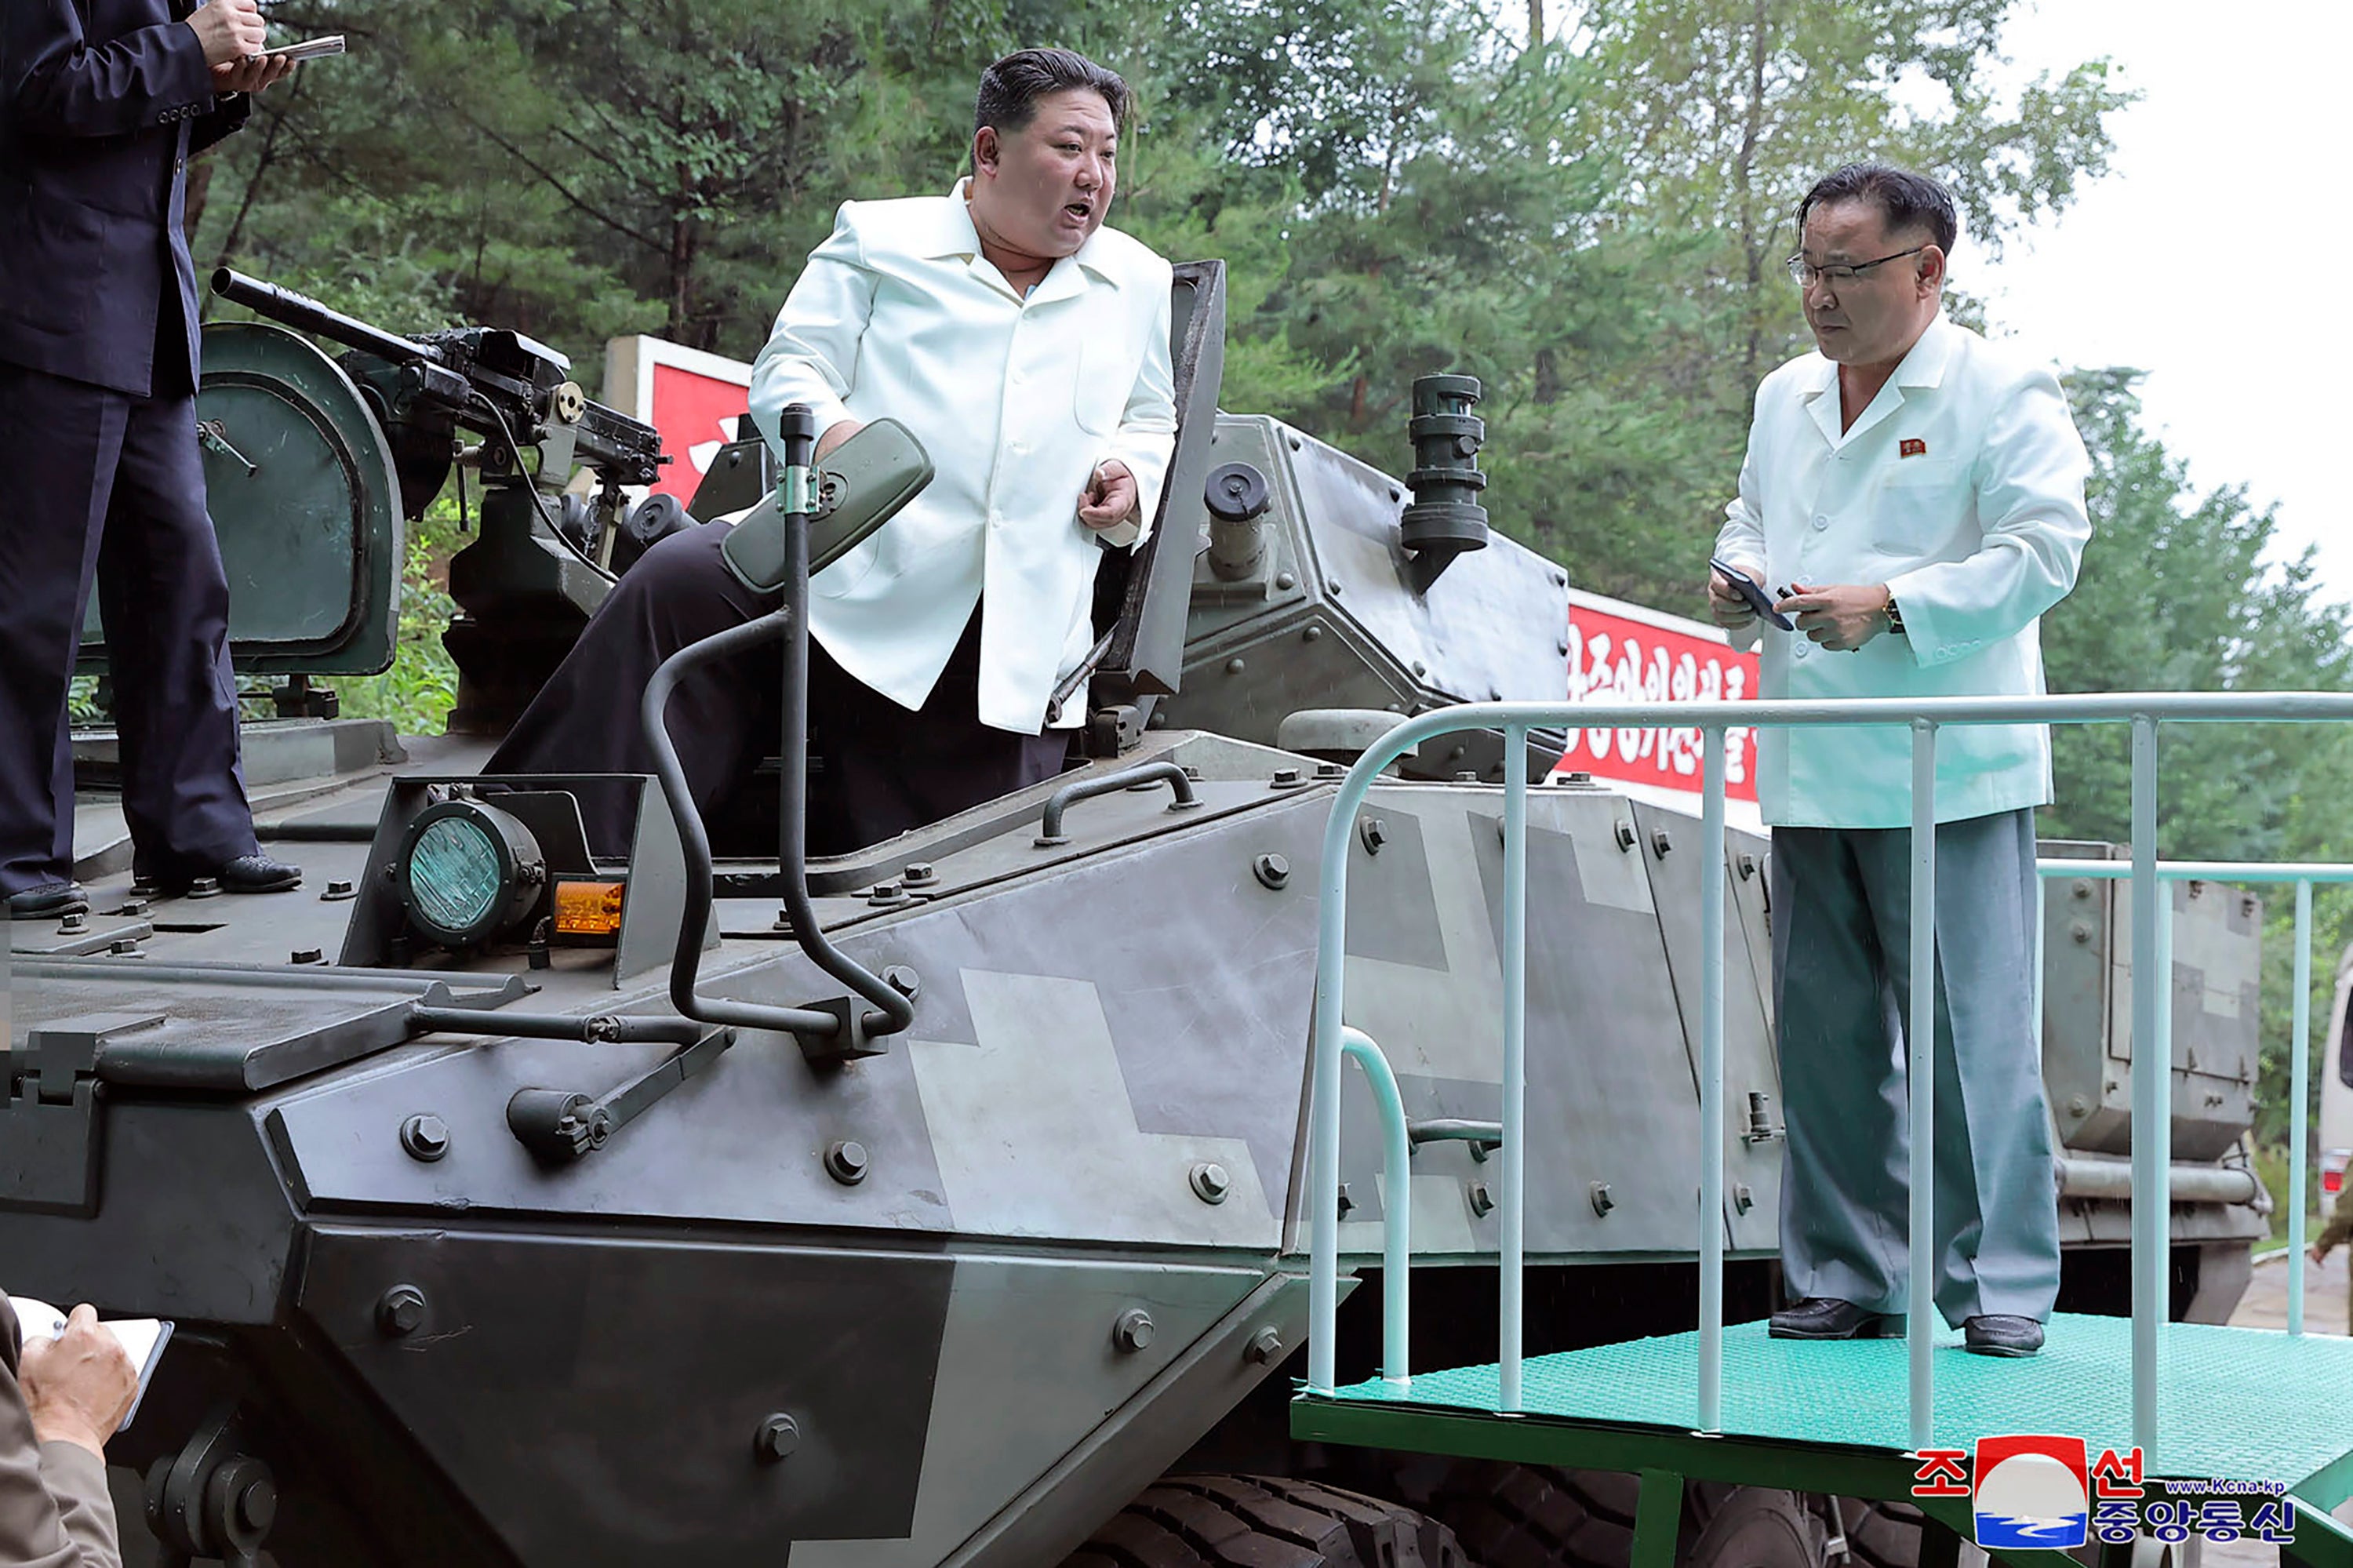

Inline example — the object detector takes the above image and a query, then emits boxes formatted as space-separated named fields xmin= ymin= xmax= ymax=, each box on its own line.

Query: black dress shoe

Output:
xmin=7 ymin=881 xmax=89 ymax=920
xmin=1962 ymin=1315 xmax=2044 ymax=1357
xmin=1768 ymin=1297 xmax=1907 ymax=1340
xmin=152 ymin=854 xmax=304 ymax=897
xmin=215 ymin=853 xmax=303 ymax=893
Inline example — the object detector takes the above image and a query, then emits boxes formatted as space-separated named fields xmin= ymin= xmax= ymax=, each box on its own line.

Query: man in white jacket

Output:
xmin=490 ymin=48 xmax=1176 ymax=853
xmin=1709 ymin=163 xmax=2091 ymax=1357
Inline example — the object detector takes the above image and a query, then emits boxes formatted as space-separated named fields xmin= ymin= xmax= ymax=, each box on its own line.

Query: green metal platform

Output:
xmin=1292 ymin=1314 xmax=2353 ymax=1568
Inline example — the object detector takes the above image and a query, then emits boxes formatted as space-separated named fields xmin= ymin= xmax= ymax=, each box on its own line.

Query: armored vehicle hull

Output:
xmin=2 ymin=270 xmax=2268 ymax=1567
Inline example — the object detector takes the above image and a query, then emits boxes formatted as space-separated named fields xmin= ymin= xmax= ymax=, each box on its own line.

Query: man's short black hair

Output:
xmin=975 ymin=48 xmax=1131 ymax=136
xmin=1797 ymin=162 xmax=1959 ymax=254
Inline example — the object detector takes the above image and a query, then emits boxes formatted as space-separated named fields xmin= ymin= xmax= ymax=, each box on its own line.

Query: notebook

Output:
xmin=9 ymin=1298 xmax=173 ymax=1433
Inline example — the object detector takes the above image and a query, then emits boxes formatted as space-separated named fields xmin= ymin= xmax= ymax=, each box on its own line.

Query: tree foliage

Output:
xmin=2040 ymin=369 xmax=2353 ymax=1150
xmin=208 ymin=0 xmax=2131 ymax=601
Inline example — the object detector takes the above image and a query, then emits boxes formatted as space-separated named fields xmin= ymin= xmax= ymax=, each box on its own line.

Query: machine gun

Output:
xmin=210 ymin=270 xmax=669 ymax=730
xmin=212 ymin=268 xmax=664 ymax=528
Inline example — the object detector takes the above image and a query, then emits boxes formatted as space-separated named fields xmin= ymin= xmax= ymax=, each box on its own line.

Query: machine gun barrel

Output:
xmin=211 ymin=268 xmax=446 ymax=368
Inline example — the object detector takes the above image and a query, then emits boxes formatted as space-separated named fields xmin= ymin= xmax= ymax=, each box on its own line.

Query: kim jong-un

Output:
xmin=489 ymin=47 xmax=1176 ymax=854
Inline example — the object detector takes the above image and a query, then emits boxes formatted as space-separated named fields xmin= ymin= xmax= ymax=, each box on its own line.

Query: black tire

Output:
xmin=1684 ymin=1490 xmax=1824 ymax=1568
xmin=1834 ymin=1497 xmax=1924 ymax=1568
xmin=1423 ymin=1462 xmax=1642 ymax=1568
xmin=1061 ymin=1473 xmax=1474 ymax=1567
xmin=1424 ymin=1463 xmax=1847 ymax=1568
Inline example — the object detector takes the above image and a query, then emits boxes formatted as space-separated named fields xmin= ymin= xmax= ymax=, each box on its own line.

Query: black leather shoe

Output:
xmin=7 ymin=881 xmax=89 ymax=920
xmin=1962 ymin=1315 xmax=2044 ymax=1357
xmin=215 ymin=853 xmax=303 ymax=893
xmin=153 ymin=854 xmax=304 ymax=897
xmin=1768 ymin=1298 xmax=1906 ymax=1340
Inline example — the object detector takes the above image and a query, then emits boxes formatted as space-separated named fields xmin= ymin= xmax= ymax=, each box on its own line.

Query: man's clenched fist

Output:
xmin=1077 ymin=460 xmax=1136 ymax=530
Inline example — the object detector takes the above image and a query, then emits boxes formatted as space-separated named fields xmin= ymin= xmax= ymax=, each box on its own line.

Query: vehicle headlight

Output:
xmin=395 ymin=799 xmax=545 ymax=948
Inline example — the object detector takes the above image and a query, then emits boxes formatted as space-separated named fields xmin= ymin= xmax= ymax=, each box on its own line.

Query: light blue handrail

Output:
xmin=1303 ymin=689 xmax=2353 ymax=1461
xmin=2038 ymin=857 xmax=2353 ymax=1338
xmin=1340 ymin=1027 xmax=1413 ymax=1388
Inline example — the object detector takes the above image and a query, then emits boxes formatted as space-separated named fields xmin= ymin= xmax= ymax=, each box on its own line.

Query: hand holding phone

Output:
xmin=1710 ymin=557 xmax=1794 ymax=631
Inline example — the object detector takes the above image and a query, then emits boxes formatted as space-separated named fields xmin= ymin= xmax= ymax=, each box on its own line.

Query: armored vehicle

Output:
xmin=1 ymin=264 xmax=2269 ymax=1568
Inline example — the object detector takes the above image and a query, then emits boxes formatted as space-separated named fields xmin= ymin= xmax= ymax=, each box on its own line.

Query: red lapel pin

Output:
xmin=1899 ymin=438 xmax=1927 ymax=457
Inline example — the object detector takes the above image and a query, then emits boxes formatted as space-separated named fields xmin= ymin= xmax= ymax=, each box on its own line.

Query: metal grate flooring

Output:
xmin=1313 ymin=1313 xmax=2353 ymax=1492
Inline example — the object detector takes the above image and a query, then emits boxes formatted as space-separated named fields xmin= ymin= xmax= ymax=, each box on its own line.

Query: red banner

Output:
xmin=1559 ymin=591 xmax=1760 ymax=813
xmin=604 ymin=337 xmax=755 ymax=504
xmin=646 ymin=364 xmax=751 ymax=501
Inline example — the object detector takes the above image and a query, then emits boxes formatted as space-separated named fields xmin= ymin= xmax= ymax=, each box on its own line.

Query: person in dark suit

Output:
xmin=1 ymin=1295 xmax=137 ymax=1568
xmin=0 ymin=0 xmax=302 ymax=919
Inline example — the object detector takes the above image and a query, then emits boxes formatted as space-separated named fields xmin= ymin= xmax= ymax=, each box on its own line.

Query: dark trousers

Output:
xmin=487 ymin=521 xmax=1068 ymax=856
xmin=0 ymin=362 xmax=256 ymax=894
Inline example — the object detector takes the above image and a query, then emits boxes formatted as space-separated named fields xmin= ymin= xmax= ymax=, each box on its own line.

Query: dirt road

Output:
xmin=2230 ymin=1245 xmax=2352 ymax=1335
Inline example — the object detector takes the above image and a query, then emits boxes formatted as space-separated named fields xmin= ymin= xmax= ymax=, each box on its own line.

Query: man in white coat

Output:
xmin=489 ymin=48 xmax=1176 ymax=853
xmin=1709 ymin=162 xmax=2091 ymax=1358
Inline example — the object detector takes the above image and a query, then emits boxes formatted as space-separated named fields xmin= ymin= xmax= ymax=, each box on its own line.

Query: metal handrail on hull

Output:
xmin=1301 ymin=689 xmax=2353 ymax=1461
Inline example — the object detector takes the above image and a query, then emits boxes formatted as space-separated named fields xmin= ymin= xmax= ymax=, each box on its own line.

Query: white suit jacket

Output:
xmin=1715 ymin=315 xmax=2091 ymax=829
xmin=747 ymin=183 xmax=1177 ymax=733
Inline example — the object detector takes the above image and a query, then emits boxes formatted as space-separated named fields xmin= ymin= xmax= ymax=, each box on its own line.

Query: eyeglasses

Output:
xmin=1785 ymin=245 xmax=1929 ymax=289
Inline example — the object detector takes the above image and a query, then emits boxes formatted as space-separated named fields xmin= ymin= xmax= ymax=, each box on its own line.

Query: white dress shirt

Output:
xmin=747 ymin=182 xmax=1177 ymax=733
xmin=1715 ymin=315 xmax=2092 ymax=828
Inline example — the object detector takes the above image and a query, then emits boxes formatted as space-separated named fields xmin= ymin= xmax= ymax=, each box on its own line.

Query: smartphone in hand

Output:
xmin=1710 ymin=557 xmax=1795 ymax=631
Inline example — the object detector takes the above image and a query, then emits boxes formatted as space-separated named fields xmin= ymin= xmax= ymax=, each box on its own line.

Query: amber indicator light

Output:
xmin=551 ymin=879 xmax=626 ymax=937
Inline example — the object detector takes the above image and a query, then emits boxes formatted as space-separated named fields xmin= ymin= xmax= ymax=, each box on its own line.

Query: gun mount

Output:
xmin=212 ymin=269 xmax=665 ymax=513
xmin=210 ymin=270 xmax=669 ymax=733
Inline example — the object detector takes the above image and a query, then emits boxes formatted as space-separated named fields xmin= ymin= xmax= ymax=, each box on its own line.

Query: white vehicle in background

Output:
xmin=2322 ymin=943 xmax=2353 ymax=1207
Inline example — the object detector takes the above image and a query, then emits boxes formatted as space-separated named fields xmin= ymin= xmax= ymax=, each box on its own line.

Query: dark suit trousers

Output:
xmin=487 ymin=520 xmax=1069 ymax=857
xmin=0 ymin=362 xmax=256 ymax=893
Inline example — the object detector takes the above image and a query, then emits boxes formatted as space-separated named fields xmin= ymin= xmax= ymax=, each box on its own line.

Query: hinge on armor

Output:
xmin=144 ymin=1402 xmax=278 ymax=1568
xmin=1086 ymin=700 xmax=1149 ymax=758
xmin=1 ymin=1011 xmax=161 ymax=1216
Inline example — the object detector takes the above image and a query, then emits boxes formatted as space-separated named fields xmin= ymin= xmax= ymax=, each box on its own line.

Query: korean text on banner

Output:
xmin=1560 ymin=591 xmax=1761 ymax=825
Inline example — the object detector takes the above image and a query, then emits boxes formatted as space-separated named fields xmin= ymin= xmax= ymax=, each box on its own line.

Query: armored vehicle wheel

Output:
xmin=1062 ymin=1474 xmax=1473 ymax=1566
xmin=1832 ymin=1497 xmax=1925 ymax=1568
xmin=1684 ymin=1490 xmax=1825 ymax=1568
xmin=1424 ymin=1461 xmax=1641 ymax=1567
xmin=1425 ymin=1465 xmax=1846 ymax=1568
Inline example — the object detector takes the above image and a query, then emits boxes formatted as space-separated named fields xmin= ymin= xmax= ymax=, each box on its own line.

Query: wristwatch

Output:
xmin=1883 ymin=593 xmax=1907 ymax=637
